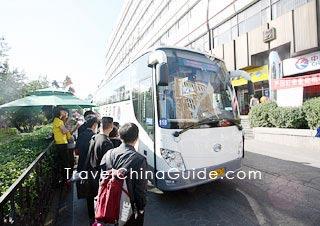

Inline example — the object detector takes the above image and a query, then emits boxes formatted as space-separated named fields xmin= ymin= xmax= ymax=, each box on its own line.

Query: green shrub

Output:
xmin=270 ymin=107 xmax=308 ymax=129
xmin=302 ymin=97 xmax=320 ymax=129
xmin=0 ymin=125 xmax=52 ymax=194
xmin=248 ymin=102 xmax=277 ymax=127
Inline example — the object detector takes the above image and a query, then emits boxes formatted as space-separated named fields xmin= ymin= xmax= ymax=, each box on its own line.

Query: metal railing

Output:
xmin=0 ymin=142 xmax=55 ymax=226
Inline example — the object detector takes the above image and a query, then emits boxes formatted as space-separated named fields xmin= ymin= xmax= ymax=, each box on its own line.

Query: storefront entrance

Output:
xmin=232 ymin=65 xmax=269 ymax=115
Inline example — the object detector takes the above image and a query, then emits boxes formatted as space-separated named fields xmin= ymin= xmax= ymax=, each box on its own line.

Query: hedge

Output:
xmin=302 ymin=97 xmax=320 ymax=129
xmin=248 ymin=97 xmax=320 ymax=129
xmin=269 ymin=107 xmax=308 ymax=129
xmin=248 ymin=102 xmax=277 ymax=127
xmin=0 ymin=125 xmax=52 ymax=195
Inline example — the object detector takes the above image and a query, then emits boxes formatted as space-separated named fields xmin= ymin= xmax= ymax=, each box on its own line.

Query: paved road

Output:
xmin=53 ymin=141 xmax=320 ymax=226
xmin=144 ymin=151 xmax=320 ymax=226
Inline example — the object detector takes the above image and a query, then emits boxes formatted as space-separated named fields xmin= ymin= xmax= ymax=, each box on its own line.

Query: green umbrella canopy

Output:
xmin=30 ymin=87 xmax=72 ymax=96
xmin=0 ymin=88 xmax=95 ymax=110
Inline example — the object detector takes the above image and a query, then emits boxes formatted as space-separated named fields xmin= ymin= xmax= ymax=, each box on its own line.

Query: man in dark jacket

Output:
xmin=100 ymin=123 xmax=147 ymax=226
xmin=76 ymin=116 xmax=99 ymax=172
xmin=75 ymin=116 xmax=99 ymax=222
xmin=89 ymin=116 xmax=114 ymax=171
xmin=84 ymin=116 xmax=114 ymax=223
xmin=77 ymin=110 xmax=95 ymax=136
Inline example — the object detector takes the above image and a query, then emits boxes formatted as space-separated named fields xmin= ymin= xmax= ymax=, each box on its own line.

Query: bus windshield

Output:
xmin=157 ymin=49 xmax=236 ymax=129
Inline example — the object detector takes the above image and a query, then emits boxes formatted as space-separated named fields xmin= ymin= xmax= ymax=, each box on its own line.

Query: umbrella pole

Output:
xmin=52 ymin=105 xmax=54 ymax=122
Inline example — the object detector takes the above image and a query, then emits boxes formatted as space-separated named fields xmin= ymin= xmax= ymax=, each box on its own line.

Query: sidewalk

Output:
xmin=44 ymin=181 xmax=90 ymax=226
xmin=245 ymin=139 xmax=320 ymax=168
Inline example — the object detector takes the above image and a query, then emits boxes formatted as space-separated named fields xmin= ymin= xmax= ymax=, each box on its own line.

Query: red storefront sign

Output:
xmin=270 ymin=73 xmax=320 ymax=90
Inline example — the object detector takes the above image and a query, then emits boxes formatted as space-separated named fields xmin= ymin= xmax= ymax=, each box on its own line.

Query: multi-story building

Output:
xmin=104 ymin=0 xmax=320 ymax=114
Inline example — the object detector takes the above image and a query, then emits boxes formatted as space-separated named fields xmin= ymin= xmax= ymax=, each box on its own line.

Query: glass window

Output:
xmin=157 ymin=48 xmax=236 ymax=129
xmin=238 ymin=1 xmax=261 ymax=23
xmin=231 ymin=25 xmax=238 ymax=40
xmin=212 ymin=28 xmax=219 ymax=48
xmin=261 ymin=7 xmax=271 ymax=24
xmin=179 ymin=14 xmax=188 ymax=29
xmin=271 ymin=0 xmax=308 ymax=20
xmin=214 ymin=16 xmax=238 ymax=45
xmin=261 ymin=0 xmax=271 ymax=9
xmin=130 ymin=53 xmax=154 ymax=140
xmin=131 ymin=54 xmax=151 ymax=116
xmin=217 ymin=30 xmax=232 ymax=45
xmin=139 ymin=77 xmax=154 ymax=140
xmin=100 ymin=66 xmax=131 ymax=105
xmin=238 ymin=12 xmax=262 ymax=35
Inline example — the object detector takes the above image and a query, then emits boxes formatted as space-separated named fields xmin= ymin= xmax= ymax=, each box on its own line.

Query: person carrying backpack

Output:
xmin=99 ymin=123 xmax=147 ymax=226
xmin=84 ymin=117 xmax=114 ymax=224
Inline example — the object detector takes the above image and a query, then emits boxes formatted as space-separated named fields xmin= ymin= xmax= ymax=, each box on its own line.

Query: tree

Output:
xmin=0 ymin=38 xmax=27 ymax=105
xmin=52 ymin=80 xmax=59 ymax=88
xmin=6 ymin=108 xmax=47 ymax=133
xmin=0 ymin=37 xmax=49 ymax=131
xmin=0 ymin=63 xmax=27 ymax=105
xmin=0 ymin=38 xmax=49 ymax=105
xmin=63 ymin=75 xmax=75 ymax=93
xmin=63 ymin=75 xmax=73 ymax=87
xmin=21 ymin=76 xmax=50 ymax=96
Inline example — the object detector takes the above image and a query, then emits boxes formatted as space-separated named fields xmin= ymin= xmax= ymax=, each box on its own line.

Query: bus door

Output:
xmin=137 ymin=77 xmax=156 ymax=183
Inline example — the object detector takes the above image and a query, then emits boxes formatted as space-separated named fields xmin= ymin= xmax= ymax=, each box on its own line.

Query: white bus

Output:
xmin=94 ymin=46 xmax=252 ymax=191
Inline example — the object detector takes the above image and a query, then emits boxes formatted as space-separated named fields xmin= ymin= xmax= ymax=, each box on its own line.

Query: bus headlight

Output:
xmin=160 ymin=149 xmax=186 ymax=171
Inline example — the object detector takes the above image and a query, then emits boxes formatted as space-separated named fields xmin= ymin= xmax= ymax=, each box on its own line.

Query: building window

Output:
xmin=238 ymin=12 xmax=262 ymax=35
xmin=271 ymin=0 xmax=309 ymax=20
xmin=238 ymin=1 xmax=264 ymax=36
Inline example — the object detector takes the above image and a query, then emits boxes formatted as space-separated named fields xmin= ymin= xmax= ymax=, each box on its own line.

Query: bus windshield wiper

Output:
xmin=172 ymin=117 xmax=242 ymax=137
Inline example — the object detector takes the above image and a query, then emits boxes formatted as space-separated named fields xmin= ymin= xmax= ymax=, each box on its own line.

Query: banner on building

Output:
xmin=231 ymin=65 xmax=268 ymax=86
xmin=282 ymin=51 xmax=320 ymax=76
xmin=270 ymin=73 xmax=320 ymax=90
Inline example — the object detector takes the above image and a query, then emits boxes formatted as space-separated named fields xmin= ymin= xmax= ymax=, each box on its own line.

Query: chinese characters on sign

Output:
xmin=271 ymin=73 xmax=320 ymax=90
xmin=263 ymin=27 xmax=276 ymax=43
xmin=283 ymin=51 xmax=320 ymax=76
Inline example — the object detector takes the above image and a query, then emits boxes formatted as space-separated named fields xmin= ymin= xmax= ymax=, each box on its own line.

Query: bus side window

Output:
xmin=131 ymin=53 xmax=154 ymax=141
xmin=138 ymin=77 xmax=154 ymax=141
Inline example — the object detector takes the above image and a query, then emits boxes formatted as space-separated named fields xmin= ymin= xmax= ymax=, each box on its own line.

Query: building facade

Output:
xmin=104 ymin=0 xmax=320 ymax=114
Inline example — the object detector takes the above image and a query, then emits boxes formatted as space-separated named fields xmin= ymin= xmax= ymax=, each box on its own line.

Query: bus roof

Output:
xmin=147 ymin=45 xmax=224 ymax=63
xmin=105 ymin=45 xmax=224 ymax=84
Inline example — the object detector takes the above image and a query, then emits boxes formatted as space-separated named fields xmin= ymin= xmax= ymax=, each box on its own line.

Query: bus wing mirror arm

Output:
xmin=229 ymin=70 xmax=254 ymax=95
xmin=148 ymin=50 xmax=169 ymax=86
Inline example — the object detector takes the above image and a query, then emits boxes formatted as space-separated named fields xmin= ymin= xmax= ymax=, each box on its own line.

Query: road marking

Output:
xmin=236 ymin=188 xmax=269 ymax=226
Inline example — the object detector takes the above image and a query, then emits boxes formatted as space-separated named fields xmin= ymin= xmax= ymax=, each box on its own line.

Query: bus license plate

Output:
xmin=210 ymin=168 xmax=225 ymax=178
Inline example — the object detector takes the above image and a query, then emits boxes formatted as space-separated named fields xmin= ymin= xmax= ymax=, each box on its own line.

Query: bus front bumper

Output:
xmin=156 ymin=158 xmax=242 ymax=191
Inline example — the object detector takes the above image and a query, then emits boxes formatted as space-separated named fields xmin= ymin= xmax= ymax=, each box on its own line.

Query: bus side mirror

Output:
xmin=157 ymin=63 xmax=169 ymax=86
xmin=148 ymin=50 xmax=169 ymax=86
xmin=247 ymin=80 xmax=254 ymax=95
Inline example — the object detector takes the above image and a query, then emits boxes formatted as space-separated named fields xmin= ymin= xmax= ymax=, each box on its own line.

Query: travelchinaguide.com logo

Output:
xmin=295 ymin=58 xmax=309 ymax=70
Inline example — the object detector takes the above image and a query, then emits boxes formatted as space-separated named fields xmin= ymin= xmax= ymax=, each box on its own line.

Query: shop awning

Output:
xmin=231 ymin=65 xmax=269 ymax=86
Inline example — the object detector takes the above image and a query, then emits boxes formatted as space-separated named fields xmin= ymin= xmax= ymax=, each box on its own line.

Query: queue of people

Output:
xmin=52 ymin=108 xmax=147 ymax=226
